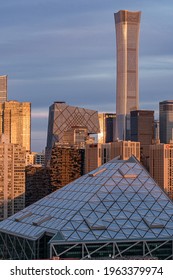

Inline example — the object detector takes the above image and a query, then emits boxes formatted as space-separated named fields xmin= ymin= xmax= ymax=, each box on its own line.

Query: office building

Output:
xmin=0 ymin=101 xmax=31 ymax=152
xmin=0 ymin=135 xmax=26 ymax=220
xmin=114 ymin=10 xmax=141 ymax=140
xmin=98 ymin=113 xmax=116 ymax=143
xmin=131 ymin=110 xmax=154 ymax=168
xmin=1 ymin=156 xmax=173 ymax=259
xmin=0 ymin=75 xmax=7 ymax=103
xmin=149 ymin=143 xmax=173 ymax=199
xmin=46 ymin=102 xmax=99 ymax=165
xmin=159 ymin=100 xmax=173 ymax=144
xmin=85 ymin=141 xmax=140 ymax=173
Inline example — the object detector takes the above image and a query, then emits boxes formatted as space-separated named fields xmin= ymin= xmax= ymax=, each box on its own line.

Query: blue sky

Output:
xmin=0 ymin=0 xmax=173 ymax=151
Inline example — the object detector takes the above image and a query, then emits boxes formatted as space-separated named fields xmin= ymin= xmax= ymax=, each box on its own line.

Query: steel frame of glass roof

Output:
xmin=49 ymin=239 xmax=173 ymax=260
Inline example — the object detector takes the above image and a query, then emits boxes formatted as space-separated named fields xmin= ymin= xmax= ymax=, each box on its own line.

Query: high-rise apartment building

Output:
xmin=0 ymin=75 xmax=7 ymax=103
xmin=159 ymin=100 xmax=173 ymax=144
xmin=98 ymin=113 xmax=116 ymax=143
xmin=46 ymin=102 xmax=100 ymax=165
xmin=0 ymin=101 xmax=31 ymax=152
xmin=0 ymin=135 xmax=26 ymax=220
xmin=114 ymin=10 xmax=141 ymax=140
xmin=149 ymin=143 xmax=173 ymax=199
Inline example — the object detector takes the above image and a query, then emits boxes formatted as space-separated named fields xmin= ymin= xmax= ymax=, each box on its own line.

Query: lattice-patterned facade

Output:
xmin=114 ymin=10 xmax=141 ymax=140
xmin=45 ymin=102 xmax=99 ymax=165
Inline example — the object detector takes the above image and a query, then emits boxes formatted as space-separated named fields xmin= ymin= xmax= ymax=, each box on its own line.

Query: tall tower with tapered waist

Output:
xmin=114 ymin=10 xmax=141 ymax=140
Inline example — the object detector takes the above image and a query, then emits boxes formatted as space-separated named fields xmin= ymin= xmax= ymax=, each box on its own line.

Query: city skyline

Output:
xmin=0 ymin=1 xmax=173 ymax=151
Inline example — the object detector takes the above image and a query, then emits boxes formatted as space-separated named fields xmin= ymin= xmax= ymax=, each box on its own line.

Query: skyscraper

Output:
xmin=0 ymin=101 xmax=31 ymax=151
xmin=0 ymin=75 xmax=7 ymax=103
xmin=114 ymin=10 xmax=141 ymax=140
xmin=159 ymin=100 xmax=173 ymax=144
xmin=45 ymin=102 xmax=100 ymax=165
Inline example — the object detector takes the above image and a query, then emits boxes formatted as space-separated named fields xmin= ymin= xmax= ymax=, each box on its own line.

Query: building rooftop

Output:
xmin=0 ymin=156 xmax=173 ymax=244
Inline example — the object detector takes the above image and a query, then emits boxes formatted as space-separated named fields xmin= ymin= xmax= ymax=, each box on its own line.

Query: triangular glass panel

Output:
xmin=62 ymin=230 xmax=74 ymax=238
xmin=84 ymin=232 xmax=97 ymax=241
xmin=99 ymin=231 xmax=112 ymax=240
xmin=130 ymin=230 xmax=141 ymax=239
xmin=105 ymin=179 xmax=116 ymax=186
xmin=108 ymin=230 xmax=116 ymax=239
xmin=143 ymin=231 xmax=157 ymax=239
xmin=114 ymin=231 xmax=127 ymax=239
xmin=77 ymin=231 xmax=88 ymax=240
xmin=121 ymin=228 xmax=134 ymax=237
xmin=99 ymin=186 xmax=109 ymax=193
xmin=115 ymin=219 xmax=127 ymax=226
xmin=68 ymin=231 xmax=81 ymax=240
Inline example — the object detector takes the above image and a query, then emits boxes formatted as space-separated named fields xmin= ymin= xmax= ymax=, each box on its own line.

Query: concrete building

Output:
xmin=0 ymin=135 xmax=26 ymax=220
xmin=114 ymin=10 xmax=141 ymax=140
xmin=85 ymin=141 xmax=140 ymax=173
xmin=149 ymin=143 xmax=173 ymax=199
xmin=46 ymin=102 xmax=99 ymax=165
xmin=98 ymin=113 xmax=116 ymax=143
xmin=0 ymin=75 xmax=7 ymax=103
xmin=159 ymin=100 xmax=173 ymax=144
xmin=0 ymin=101 xmax=31 ymax=152
xmin=1 ymin=156 xmax=173 ymax=260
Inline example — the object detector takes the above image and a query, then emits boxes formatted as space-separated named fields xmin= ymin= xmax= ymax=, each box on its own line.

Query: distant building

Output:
xmin=131 ymin=110 xmax=154 ymax=169
xmin=0 ymin=75 xmax=7 ymax=103
xmin=63 ymin=126 xmax=88 ymax=147
xmin=49 ymin=143 xmax=85 ymax=191
xmin=45 ymin=102 xmax=99 ymax=165
xmin=0 ymin=101 xmax=31 ymax=152
xmin=149 ymin=143 xmax=173 ymax=199
xmin=25 ymin=165 xmax=51 ymax=207
xmin=85 ymin=141 xmax=140 ymax=173
xmin=35 ymin=152 xmax=45 ymax=166
xmin=114 ymin=10 xmax=141 ymax=140
xmin=159 ymin=100 xmax=173 ymax=144
xmin=0 ymin=135 xmax=26 ymax=220
xmin=98 ymin=113 xmax=116 ymax=143
xmin=154 ymin=120 xmax=160 ymax=144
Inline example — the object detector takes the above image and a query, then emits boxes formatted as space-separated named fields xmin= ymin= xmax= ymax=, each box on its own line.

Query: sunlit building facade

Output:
xmin=0 ymin=75 xmax=7 ymax=103
xmin=98 ymin=113 xmax=116 ymax=143
xmin=114 ymin=10 xmax=141 ymax=140
xmin=149 ymin=143 xmax=173 ymax=200
xmin=0 ymin=101 xmax=31 ymax=152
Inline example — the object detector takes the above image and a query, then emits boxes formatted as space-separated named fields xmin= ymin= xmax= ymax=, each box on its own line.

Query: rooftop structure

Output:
xmin=0 ymin=156 xmax=173 ymax=259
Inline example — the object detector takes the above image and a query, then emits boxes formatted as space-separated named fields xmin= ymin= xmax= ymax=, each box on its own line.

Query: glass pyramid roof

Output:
xmin=1 ymin=156 xmax=173 ymax=242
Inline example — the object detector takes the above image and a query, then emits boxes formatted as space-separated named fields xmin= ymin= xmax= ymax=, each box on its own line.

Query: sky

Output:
xmin=0 ymin=0 xmax=173 ymax=151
